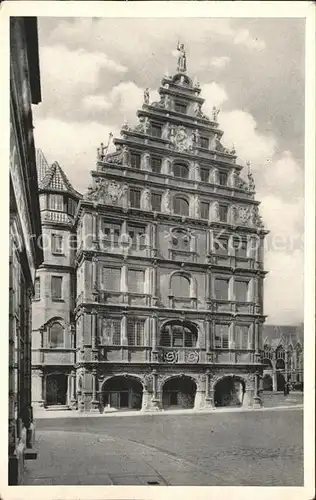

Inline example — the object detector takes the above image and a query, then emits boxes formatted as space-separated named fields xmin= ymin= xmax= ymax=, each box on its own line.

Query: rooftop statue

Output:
xmin=176 ymin=42 xmax=187 ymax=73
xmin=144 ymin=88 xmax=150 ymax=105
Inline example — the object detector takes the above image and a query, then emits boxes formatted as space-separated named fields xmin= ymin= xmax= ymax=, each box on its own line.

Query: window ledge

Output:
xmin=51 ymin=252 xmax=65 ymax=256
xmin=51 ymin=298 xmax=65 ymax=302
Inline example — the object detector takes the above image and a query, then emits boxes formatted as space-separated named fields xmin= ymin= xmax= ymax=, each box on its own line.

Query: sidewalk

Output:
xmin=33 ymin=402 xmax=303 ymax=420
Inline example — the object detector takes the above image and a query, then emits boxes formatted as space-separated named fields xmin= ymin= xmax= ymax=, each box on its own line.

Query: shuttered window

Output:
xmin=215 ymin=278 xmax=229 ymax=300
xmin=103 ymin=267 xmax=120 ymax=291
xmin=128 ymin=270 xmax=144 ymax=293
xmin=52 ymin=234 xmax=63 ymax=254
xmin=51 ymin=276 xmax=63 ymax=300
xmin=235 ymin=280 xmax=248 ymax=302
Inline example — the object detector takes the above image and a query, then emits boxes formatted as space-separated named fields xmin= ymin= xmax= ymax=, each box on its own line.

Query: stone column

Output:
xmin=204 ymin=369 xmax=213 ymax=408
xmin=151 ymin=314 xmax=158 ymax=362
xmin=91 ymin=256 xmax=99 ymax=301
xmin=92 ymin=212 xmax=98 ymax=249
xmin=151 ymin=264 xmax=158 ymax=306
xmin=252 ymin=372 xmax=262 ymax=408
xmin=90 ymin=370 xmax=100 ymax=412
xmin=70 ymin=370 xmax=77 ymax=409
xmin=151 ymin=369 xmax=160 ymax=410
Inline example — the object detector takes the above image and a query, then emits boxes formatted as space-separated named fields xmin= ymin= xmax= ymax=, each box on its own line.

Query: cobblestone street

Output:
xmin=24 ymin=406 xmax=303 ymax=486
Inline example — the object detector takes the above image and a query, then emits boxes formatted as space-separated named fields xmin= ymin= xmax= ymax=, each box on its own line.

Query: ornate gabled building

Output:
xmin=72 ymin=45 xmax=268 ymax=413
xmin=31 ymin=150 xmax=81 ymax=408
xmin=261 ymin=324 xmax=304 ymax=392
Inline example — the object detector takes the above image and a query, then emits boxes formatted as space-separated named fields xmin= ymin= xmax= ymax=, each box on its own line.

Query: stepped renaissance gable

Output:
xmin=32 ymin=44 xmax=274 ymax=413
xmin=74 ymin=45 xmax=268 ymax=412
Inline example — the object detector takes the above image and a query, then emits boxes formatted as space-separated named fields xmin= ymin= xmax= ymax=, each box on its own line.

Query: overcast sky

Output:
xmin=33 ymin=17 xmax=305 ymax=326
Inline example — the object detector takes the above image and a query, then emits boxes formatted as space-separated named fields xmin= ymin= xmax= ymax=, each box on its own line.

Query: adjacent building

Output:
xmin=261 ymin=324 xmax=304 ymax=392
xmin=32 ymin=150 xmax=80 ymax=408
xmin=9 ymin=17 xmax=43 ymax=484
xmin=33 ymin=46 xmax=272 ymax=412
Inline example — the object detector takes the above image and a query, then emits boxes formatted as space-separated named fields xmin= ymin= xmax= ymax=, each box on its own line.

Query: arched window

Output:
xmin=171 ymin=274 xmax=190 ymax=298
xmin=174 ymin=163 xmax=189 ymax=179
xmin=263 ymin=344 xmax=272 ymax=360
xmin=160 ymin=321 xmax=198 ymax=348
xmin=174 ymin=196 xmax=189 ymax=216
xmin=49 ymin=322 xmax=64 ymax=348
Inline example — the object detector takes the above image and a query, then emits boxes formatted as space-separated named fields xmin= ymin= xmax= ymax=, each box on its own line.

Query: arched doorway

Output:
xmin=214 ymin=376 xmax=245 ymax=407
xmin=46 ymin=374 xmax=68 ymax=406
xmin=162 ymin=376 xmax=196 ymax=409
xmin=277 ymin=372 xmax=285 ymax=392
xmin=102 ymin=376 xmax=143 ymax=410
xmin=263 ymin=374 xmax=273 ymax=391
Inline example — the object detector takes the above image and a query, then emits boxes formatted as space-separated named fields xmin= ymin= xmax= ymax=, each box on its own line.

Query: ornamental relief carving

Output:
xmin=84 ymin=179 xmax=128 ymax=208
xmin=170 ymin=126 xmax=194 ymax=153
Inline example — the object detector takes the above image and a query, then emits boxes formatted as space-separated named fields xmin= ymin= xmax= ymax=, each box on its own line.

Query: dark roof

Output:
xmin=38 ymin=159 xmax=81 ymax=198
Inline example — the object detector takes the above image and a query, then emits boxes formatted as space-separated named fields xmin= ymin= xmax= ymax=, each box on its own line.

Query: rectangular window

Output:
xmin=174 ymin=102 xmax=187 ymax=114
xmin=34 ymin=277 xmax=40 ymax=300
xmin=131 ymin=153 xmax=141 ymax=169
xmin=151 ymin=123 xmax=162 ymax=138
xmin=235 ymin=240 xmax=248 ymax=258
xmin=151 ymin=157 xmax=162 ymax=174
xmin=235 ymin=280 xmax=248 ymax=302
xmin=219 ymin=204 xmax=228 ymax=222
xmin=151 ymin=193 xmax=162 ymax=212
xmin=215 ymin=278 xmax=229 ymax=300
xmin=200 ymin=168 xmax=209 ymax=182
xmin=102 ymin=318 xmax=121 ymax=346
xmin=215 ymin=324 xmax=229 ymax=349
xmin=101 ymin=221 xmax=121 ymax=245
xmin=103 ymin=267 xmax=120 ymax=291
xmin=219 ymin=172 xmax=228 ymax=186
xmin=127 ymin=225 xmax=146 ymax=249
xmin=51 ymin=276 xmax=63 ymax=300
xmin=200 ymin=202 xmax=210 ymax=220
xmin=200 ymin=137 xmax=209 ymax=149
xmin=128 ymin=269 xmax=145 ymax=294
xmin=235 ymin=325 xmax=249 ymax=349
xmin=68 ymin=198 xmax=77 ymax=216
xmin=127 ymin=319 xmax=145 ymax=346
xmin=130 ymin=188 xmax=141 ymax=208
xmin=49 ymin=194 xmax=64 ymax=211
xmin=51 ymin=234 xmax=63 ymax=254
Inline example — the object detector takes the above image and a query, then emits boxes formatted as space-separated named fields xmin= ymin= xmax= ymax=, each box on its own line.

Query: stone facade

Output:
xmin=33 ymin=46 xmax=272 ymax=414
xmin=9 ymin=17 xmax=43 ymax=484
xmin=260 ymin=324 xmax=304 ymax=392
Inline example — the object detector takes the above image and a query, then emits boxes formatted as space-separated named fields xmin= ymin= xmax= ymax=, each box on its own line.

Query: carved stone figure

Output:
xmin=143 ymin=153 xmax=150 ymax=170
xmin=122 ymin=145 xmax=130 ymax=166
xmin=194 ymin=162 xmax=201 ymax=182
xmin=177 ymin=42 xmax=187 ymax=73
xmin=171 ymin=126 xmax=193 ymax=152
xmin=162 ymin=189 xmax=172 ymax=213
xmin=162 ymin=122 xmax=171 ymax=140
xmin=195 ymin=103 xmax=203 ymax=117
xmin=231 ymin=205 xmax=239 ymax=224
xmin=212 ymin=201 xmax=220 ymax=221
xmin=212 ymin=106 xmax=220 ymax=122
xmin=142 ymin=188 xmax=151 ymax=211
xmin=144 ymin=88 xmax=150 ymax=105
xmin=193 ymin=194 xmax=200 ymax=218
xmin=247 ymin=163 xmax=256 ymax=192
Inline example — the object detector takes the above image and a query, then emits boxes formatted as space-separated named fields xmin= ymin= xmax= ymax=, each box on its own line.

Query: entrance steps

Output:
xmin=45 ymin=405 xmax=70 ymax=411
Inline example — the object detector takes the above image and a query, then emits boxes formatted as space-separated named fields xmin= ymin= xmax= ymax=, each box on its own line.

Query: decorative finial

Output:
xmin=143 ymin=88 xmax=150 ymax=105
xmin=176 ymin=42 xmax=187 ymax=73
